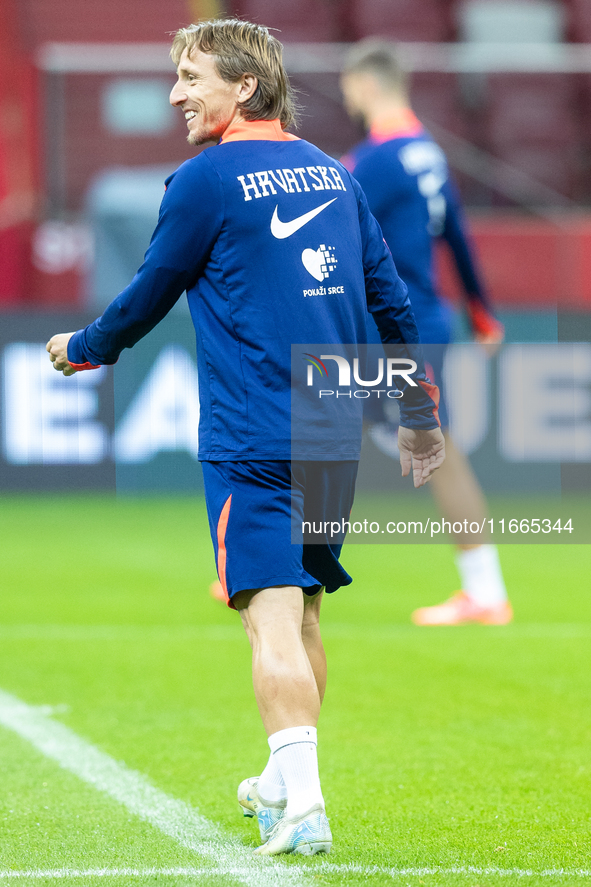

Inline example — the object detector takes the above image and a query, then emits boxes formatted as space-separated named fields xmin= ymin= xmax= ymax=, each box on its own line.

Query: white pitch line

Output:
xmin=0 ymin=871 xmax=212 ymax=881
xmin=0 ymin=864 xmax=589 ymax=881
xmin=319 ymin=862 xmax=591 ymax=879
xmin=0 ymin=688 xmax=311 ymax=887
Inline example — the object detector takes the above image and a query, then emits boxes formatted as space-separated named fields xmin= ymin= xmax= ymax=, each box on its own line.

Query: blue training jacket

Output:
xmin=68 ymin=119 xmax=439 ymax=460
xmin=343 ymin=110 xmax=495 ymax=345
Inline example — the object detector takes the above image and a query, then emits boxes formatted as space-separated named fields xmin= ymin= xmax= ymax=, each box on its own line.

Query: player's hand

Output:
xmin=46 ymin=333 xmax=77 ymax=376
xmin=475 ymin=327 xmax=504 ymax=357
xmin=468 ymin=303 xmax=504 ymax=356
xmin=398 ymin=425 xmax=446 ymax=488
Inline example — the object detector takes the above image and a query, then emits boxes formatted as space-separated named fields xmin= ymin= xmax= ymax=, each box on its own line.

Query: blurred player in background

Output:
xmin=340 ymin=40 xmax=512 ymax=626
xmin=47 ymin=20 xmax=444 ymax=855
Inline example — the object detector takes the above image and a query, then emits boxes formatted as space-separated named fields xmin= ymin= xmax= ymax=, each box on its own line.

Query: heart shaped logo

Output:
xmin=301 ymin=245 xmax=337 ymax=282
xmin=302 ymin=248 xmax=325 ymax=282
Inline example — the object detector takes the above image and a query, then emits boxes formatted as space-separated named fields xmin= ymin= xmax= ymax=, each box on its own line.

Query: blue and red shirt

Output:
xmin=343 ymin=109 xmax=499 ymax=344
xmin=68 ymin=118 xmax=439 ymax=460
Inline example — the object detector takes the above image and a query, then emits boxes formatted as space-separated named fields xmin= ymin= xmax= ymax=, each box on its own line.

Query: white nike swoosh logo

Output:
xmin=270 ymin=197 xmax=338 ymax=239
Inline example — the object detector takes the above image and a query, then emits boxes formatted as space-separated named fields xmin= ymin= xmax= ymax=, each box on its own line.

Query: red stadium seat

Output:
xmin=229 ymin=0 xmax=342 ymax=41
xmin=570 ymin=1 xmax=591 ymax=198
xmin=411 ymin=72 xmax=468 ymax=140
xmin=350 ymin=0 xmax=455 ymax=42
xmin=575 ymin=72 xmax=591 ymax=137
xmin=21 ymin=0 xmax=189 ymax=43
xmin=566 ymin=0 xmax=591 ymax=42
xmin=485 ymin=74 xmax=578 ymax=146
xmin=492 ymin=143 xmax=578 ymax=200
xmin=480 ymin=72 xmax=582 ymax=201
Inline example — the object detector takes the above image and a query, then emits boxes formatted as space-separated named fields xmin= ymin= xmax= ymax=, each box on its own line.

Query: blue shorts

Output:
xmin=202 ymin=460 xmax=358 ymax=608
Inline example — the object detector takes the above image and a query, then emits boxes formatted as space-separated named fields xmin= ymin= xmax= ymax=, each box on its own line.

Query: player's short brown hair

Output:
xmin=343 ymin=39 xmax=409 ymax=94
xmin=171 ymin=18 xmax=299 ymax=129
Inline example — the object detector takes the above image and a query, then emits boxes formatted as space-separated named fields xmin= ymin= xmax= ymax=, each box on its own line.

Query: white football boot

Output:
xmin=237 ymin=777 xmax=286 ymax=843
xmin=253 ymin=803 xmax=332 ymax=856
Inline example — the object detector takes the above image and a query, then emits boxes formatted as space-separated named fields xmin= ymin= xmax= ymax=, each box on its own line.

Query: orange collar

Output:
xmin=220 ymin=118 xmax=300 ymax=144
xmin=369 ymin=108 xmax=423 ymax=144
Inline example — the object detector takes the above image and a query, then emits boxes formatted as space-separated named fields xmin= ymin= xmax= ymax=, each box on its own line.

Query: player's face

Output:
xmin=340 ymin=72 xmax=368 ymax=127
xmin=170 ymin=48 xmax=242 ymax=145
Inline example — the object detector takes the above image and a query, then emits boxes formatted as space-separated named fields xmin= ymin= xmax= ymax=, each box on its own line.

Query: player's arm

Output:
xmin=353 ymin=179 xmax=445 ymax=485
xmin=440 ymin=180 xmax=504 ymax=347
xmin=47 ymin=157 xmax=223 ymax=374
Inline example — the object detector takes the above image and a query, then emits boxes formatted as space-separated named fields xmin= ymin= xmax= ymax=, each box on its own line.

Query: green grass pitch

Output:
xmin=0 ymin=494 xmax=590 ymax=886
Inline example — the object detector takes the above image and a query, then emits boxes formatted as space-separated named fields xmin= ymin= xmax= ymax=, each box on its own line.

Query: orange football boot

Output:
xmin=412 ymin=591 xmax=513 ymax=626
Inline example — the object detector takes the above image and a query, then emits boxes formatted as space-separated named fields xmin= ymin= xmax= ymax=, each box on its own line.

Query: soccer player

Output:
xmin=340 ymin=40 xmax=512 ymax=626
xmin=46 ymin=20 xmax=444 ymax=855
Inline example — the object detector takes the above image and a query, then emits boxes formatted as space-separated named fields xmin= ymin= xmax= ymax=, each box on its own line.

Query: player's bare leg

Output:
xmin=301 ymin=589 xmax=326 ymax=703
xmin=413 ymin=433 xmax=511 ymax=625
xmin=238 ymin=586 xmax=326 ymax=703
xmin=235 ymin=585 xmax=331 ymax=854
xmin=238 ymin=588 xmax=325 ymax=811
xmin=210 ymin=584 xmax=327 ymax=700
xmin=235 ymin=585 xmax=321 ymax=733
xmin=429 ymin=434 xmax=488 ymax=544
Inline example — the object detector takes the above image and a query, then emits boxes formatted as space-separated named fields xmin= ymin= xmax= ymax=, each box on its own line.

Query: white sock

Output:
xmin=456 ymin=545 xmax=507 ymax=607
xmin=257 ymin=752 xmax=287 ymax=806
xmin=268 ymin=726 xmax=324 ymax=819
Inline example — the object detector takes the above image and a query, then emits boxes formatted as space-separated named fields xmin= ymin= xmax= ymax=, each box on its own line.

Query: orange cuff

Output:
xmin=68 ymin=361 xmax=101 ymax=371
